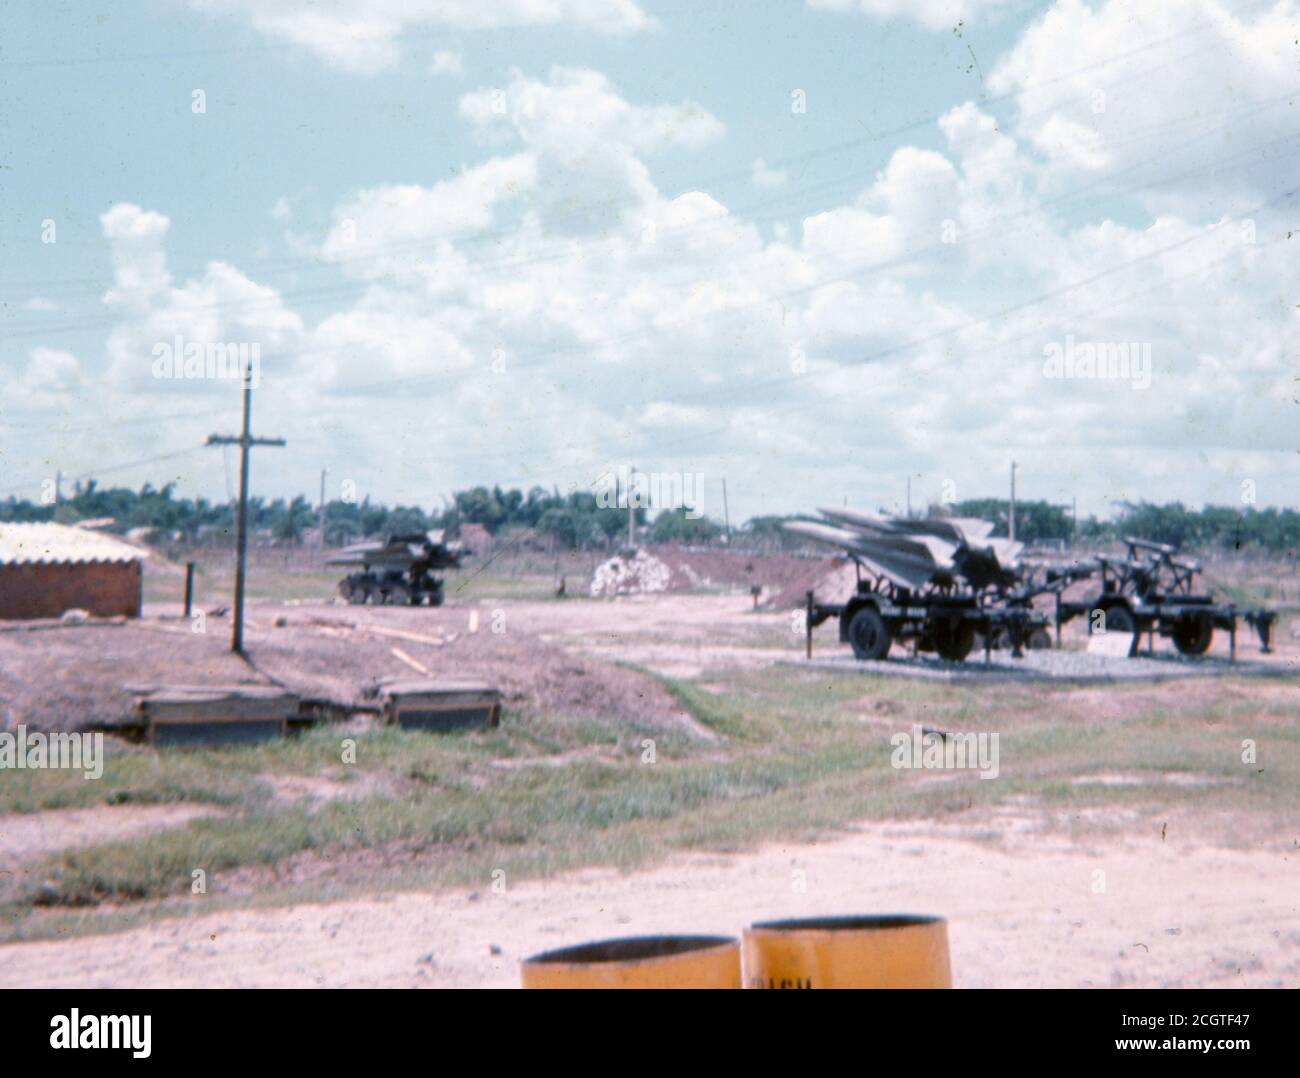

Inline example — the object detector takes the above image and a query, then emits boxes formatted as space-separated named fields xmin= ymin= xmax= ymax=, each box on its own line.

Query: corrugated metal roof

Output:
xmin=0 ymin=522 xmax=148 ymax=565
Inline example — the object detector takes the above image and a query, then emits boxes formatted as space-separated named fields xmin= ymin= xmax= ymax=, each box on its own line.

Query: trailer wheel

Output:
xmin=847 ymin=607 xmax=891 ymax=661
xmin=1172 ymin=617 xmax=1213 ymax=656
xmin=388 ymin=582 xmax=412 ymax=606
xmin=1026 ymin=627 xmax=1053 ymax=650
xmin=934 ymin=619 xmax=975 ymax=662
xmin=1101 ymin=604 xmax=1138 ymax=657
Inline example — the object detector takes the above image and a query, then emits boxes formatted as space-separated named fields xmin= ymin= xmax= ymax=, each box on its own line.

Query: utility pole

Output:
xmin=1009 ymin=461 xmax=1018 ymax=543
xmin=906 ymin=476 xmax=911 ymax=519
xmin=1071 ymin=494 xmax=1077 ymax=544
xmin=627 ymin=465 xmax=636 ymax=548
xmin=207 ymin=365 xmax=285 ymax=654
xmin=318 ymin=467 xmax=328 ymax=554
xmin=721 ymin=478 xmax=731 ymax=543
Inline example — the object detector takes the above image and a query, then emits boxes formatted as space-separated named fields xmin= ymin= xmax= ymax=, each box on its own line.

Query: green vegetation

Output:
xmin=7 ymin=480 xmax=1298 ymax=553
xmin=5 ymin=665 xmax=1297 ymax=935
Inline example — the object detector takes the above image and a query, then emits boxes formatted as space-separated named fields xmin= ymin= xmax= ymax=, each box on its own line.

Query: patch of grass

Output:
xmin=5 ymin=662 xmax=1299 ymax=937
xmin=0 ymin=750 xmax=267 ymax=815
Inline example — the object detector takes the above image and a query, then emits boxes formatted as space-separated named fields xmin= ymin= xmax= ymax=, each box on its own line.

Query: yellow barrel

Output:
xmin=521 ymin=934 xmax=740 ymax=989
xmin=742 ymin=915 xmax=951 ymax=989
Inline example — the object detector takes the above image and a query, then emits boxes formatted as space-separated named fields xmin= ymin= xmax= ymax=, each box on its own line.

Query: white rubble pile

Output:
xmin=675 ymin=563 xmax=712 ymax=589
xmin=590 ymin=550 xmax=673 ymax=597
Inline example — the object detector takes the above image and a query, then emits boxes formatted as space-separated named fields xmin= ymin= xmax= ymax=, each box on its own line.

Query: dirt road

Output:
xmin=3 ymin=809 xmax=1295 ymax=988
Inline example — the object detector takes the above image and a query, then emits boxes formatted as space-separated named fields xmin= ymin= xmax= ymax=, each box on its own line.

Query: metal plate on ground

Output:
xmin=150 ymin=717 xmax=287 ymax=748
xmin=373 ymin=679 xmax=501 ymax=733
xmin=130 ymin=684 xmax=300 ymax=748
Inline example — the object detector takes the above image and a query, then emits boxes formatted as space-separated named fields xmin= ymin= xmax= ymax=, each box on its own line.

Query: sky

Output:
xmin=1 ymin=0 xmax=1297 ymax=525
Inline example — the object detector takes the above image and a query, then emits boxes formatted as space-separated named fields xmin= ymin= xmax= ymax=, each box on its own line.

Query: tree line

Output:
xmin=1 ymin=482 xmax=1295 ymax=553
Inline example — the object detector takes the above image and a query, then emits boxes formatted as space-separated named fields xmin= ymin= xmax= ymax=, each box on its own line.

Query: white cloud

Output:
xmin=26 ymin=17 xmax=1300 ymax=518
xmin=22 ymin=297 xmax=58 ymax=312
xmin=430 ymin=48 xmax=464 ymax=77
xmin=807 ymin=0 xmax=1017 ymax=31
xmin=458 ymin=67 xmax=724 ymax=233
xmin=186 ymin=0 xmax=655 ymax=74
xmin=989 ymin=0 xmax=1300 ymax=208
xmin=318 ymin=154 xmax=538 ymax=277
xmin=19 ymin=348 xmax=83 ymax=405
xmin=752 ymin=158 xmax=788 ymax=189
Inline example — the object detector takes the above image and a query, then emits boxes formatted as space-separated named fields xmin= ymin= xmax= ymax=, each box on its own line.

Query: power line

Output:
xmin=0 ymin=20 xmax=1229 ymax=305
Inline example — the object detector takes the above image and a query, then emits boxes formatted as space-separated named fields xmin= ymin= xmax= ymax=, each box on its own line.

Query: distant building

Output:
xmin=0 ymin=523 xmax=146 ymax=620
xmin=457 ymin=522 xmax=492 ymax=555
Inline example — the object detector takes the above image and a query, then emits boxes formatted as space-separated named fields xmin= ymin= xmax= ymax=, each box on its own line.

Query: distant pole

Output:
xmin=1009 ymin=461 xmax=1018 ymax=542
xmin=906 ymin=476 xmax=911 ymax=519
xmin=207 ymin=363 xmax=285 ymax=654
xmin=722 ymin=478 xmax=731 ymax=542
xmin=183 ymin=561 xmax=195 ymax=618
xmin=627 ymin=465 xmax=636 ymax=548
xmin=54 ymin=469 xmax=62 ymax=506
xmin=318 ymin=468 xmax=328 ymax=553
xmin=1071 ymin=495 xmax=1077 ymax=543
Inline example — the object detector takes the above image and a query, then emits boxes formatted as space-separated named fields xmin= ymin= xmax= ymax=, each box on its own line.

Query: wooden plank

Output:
xmin=376 ymin=677 xmax=501 ymax=732
xmin=389 ymin=647 xmax=430 ymax=675
xmin=129 ymin=683 xmax=299 ymax=726
xmin=362 ymin=624 xmax=451 ymax=646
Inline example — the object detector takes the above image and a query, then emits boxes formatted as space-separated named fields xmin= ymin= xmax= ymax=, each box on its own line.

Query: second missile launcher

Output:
xmin=327 ymin=530 xmax=465 ymax=606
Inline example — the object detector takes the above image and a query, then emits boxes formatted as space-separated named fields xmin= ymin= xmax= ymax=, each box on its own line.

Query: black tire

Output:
xmin=1173 ymin=617 xmax=1213 ymax=656
xmin=1026 ymin=627 xmax=1053 ymax=650
xmin=388 ymin=582 xmax=411 ymax=606
xmin=1101 ymin=604 xmax=1138 ymax=657
xmin=934 ymin=618 xmax=975 ymax=662
xmin=847 ymin=607 xmax=891 ymax=661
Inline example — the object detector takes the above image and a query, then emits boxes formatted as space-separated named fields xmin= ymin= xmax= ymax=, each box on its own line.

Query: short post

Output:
xmin=804 ymin=591 xmax=814 ymax=660
xmin=183 ymin=561 xmax=195 ymax=619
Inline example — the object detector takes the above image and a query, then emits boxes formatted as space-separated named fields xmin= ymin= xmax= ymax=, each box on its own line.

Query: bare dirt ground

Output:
xmin=1 ymin=805 xmax=1294 ymax=988
xmin=0 ymin=804 xmax=221 ymax=865
xmin=2 ymin=561 xmax=1296 ymax=988
xmin=0 ymin=597 xmax=711 ymax=735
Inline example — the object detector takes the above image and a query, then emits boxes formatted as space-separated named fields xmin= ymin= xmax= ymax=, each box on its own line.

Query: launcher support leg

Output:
xmin=805 ymin=590 xmax=813 ymax=661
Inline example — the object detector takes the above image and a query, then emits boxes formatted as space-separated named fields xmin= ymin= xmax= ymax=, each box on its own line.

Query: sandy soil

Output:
xmin=1 ymin=809 xmax=1295 ymax=989
xmin=0 ymin=598 xmax=713 ymax=736
xmin=0 ymin=803 xmax=220 ymax=865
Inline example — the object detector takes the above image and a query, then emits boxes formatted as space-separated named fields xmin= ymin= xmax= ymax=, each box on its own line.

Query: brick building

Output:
xmin=0 ymin=523 xmax=145 ymax=620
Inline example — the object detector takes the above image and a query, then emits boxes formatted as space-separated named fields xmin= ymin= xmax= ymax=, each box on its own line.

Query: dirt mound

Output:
xmin=642 ymin=547 xmax=854 ymax=608
xmin=0 ymin=608 xmax=701 ymax=739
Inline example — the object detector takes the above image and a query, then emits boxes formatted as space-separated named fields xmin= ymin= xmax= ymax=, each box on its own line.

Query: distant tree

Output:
xmin=650 ymin=508 xmax=722 ymax=545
